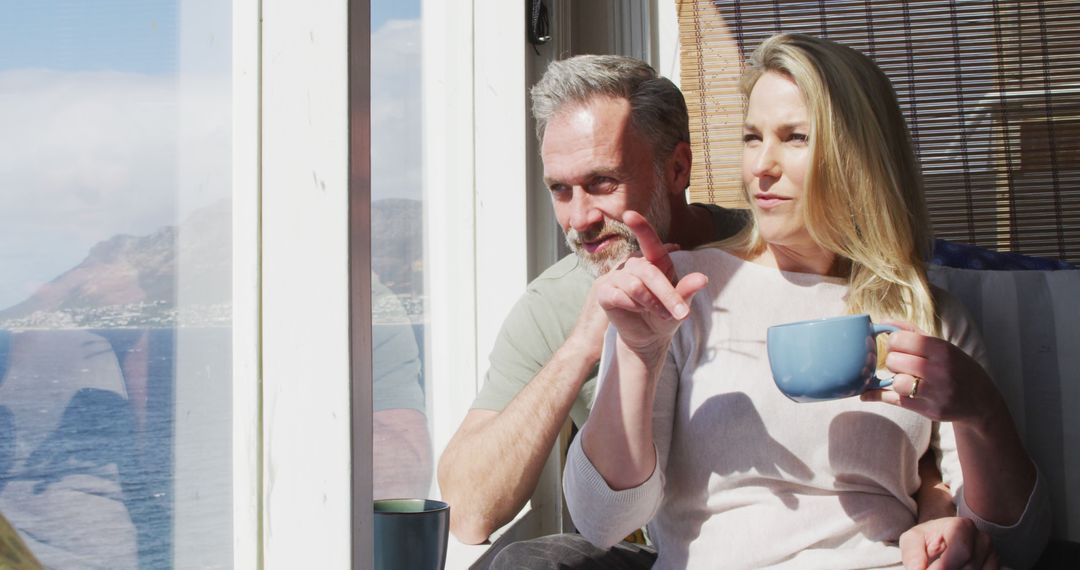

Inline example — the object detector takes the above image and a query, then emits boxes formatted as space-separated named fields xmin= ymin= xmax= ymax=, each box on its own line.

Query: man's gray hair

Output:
xmin=530 ymin=55 xmax=690 ymax=167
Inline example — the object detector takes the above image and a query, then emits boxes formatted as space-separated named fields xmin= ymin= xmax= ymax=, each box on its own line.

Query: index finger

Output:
xmin=623 ymin=210 xmax=672 ymax=271
xmin=880 ymin=320 xmax=947 ymax=359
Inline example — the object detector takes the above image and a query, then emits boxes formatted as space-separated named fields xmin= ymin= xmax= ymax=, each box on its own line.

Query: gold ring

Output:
xmin=908 ymin=377 xmax=921 ymax=399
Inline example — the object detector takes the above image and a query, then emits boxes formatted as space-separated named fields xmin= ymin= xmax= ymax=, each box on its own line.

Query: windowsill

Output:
xmin=446 ymin=538 xmax=491 ymax=569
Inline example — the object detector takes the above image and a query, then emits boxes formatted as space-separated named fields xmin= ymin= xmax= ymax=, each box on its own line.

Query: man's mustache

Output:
xmin=565 ymin=220 xmax=638 ymax=251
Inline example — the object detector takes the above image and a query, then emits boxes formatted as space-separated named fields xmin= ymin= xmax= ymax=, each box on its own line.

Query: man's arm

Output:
xmin=916 ymin=450 xmax=956 ymax=523
xmin=438 ymin=292 xmax=608 ymax=544
xmin=901 ymin=451 xmax=998 ymax=570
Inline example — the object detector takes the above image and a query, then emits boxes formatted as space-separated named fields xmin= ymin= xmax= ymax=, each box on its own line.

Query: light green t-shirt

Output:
xmin=472 ymin=253 xmax=598 ymax=427
xmin=471 ymin=204 xmax=749 ymax=428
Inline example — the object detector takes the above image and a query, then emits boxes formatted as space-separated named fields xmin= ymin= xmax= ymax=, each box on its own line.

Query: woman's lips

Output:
xmin=755 ymin=194 xmax=790 ymax=210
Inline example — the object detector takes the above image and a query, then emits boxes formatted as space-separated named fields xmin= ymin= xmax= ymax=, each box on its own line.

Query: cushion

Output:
xmin=929 ymin=266 xmax=1080 ymax=543
xmin=932 ymin=239 xmax=1075 ymax=271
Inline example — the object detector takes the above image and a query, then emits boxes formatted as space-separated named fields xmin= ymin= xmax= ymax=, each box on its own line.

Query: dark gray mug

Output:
xmin=767 ymin=314 xmax=898 ymax=402
xmin=373 ymin=498 xmax=449 ymax=570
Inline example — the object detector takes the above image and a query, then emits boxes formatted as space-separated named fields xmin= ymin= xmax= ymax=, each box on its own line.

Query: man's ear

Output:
xmin=667 ymin=140 xmax=692 ymax=195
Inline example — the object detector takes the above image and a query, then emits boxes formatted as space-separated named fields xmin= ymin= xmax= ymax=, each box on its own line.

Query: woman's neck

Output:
xmin=751 ymin=243 xmax=843 ymax=277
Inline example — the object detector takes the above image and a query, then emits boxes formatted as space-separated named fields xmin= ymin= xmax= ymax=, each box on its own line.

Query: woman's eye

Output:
xmin=742 ymin=133 xmax=761 ymax=144
xmin=789 ymin=133 xmax=809 ymax=143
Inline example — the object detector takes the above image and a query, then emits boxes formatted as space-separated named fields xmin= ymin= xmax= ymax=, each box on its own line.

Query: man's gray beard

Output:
xmin=565 ymin=181 xmax=672 ymax=277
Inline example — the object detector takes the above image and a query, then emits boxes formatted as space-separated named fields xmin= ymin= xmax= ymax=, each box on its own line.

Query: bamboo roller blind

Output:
xmin=678 ymin=0 xmax=1080 ymax=264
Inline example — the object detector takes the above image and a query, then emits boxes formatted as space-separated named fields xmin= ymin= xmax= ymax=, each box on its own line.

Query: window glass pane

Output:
xmin=0 ymin=1 xmax=233 ymax=567
xmin=370 ymin=0 xmax=433 ymax=500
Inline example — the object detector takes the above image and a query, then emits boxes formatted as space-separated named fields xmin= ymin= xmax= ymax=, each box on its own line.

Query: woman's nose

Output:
xmin=752 ymin=143 xmax=782 ymax=178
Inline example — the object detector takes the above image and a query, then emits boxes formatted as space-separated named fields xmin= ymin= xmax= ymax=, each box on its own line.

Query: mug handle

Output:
xmin=869 ymin=323 xmax=900 ymax=388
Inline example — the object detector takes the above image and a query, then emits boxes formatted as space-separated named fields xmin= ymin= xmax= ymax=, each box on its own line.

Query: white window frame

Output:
xmin=231 ymin=0 xmax=657 ymax=566
xmin=424 ymin=0 xmax=561 ymax=563
xmin=232 ymin=0 xmax=262 ymax=566
xmin=250 ymin=0 xmax=358 ymax=566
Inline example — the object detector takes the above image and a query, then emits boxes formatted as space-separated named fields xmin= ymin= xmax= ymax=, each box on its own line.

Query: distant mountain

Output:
xmin=372 ymin=198 xmax=423 ymax=296
xmin=0 ymin=200 xmax=230 ymax=327
xmin=0 ymin=197 xmax=422 ymax=328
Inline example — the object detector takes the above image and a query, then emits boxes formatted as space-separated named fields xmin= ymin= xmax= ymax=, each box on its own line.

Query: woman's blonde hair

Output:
xmin=725 ymin=33 xmax=939 ymax=336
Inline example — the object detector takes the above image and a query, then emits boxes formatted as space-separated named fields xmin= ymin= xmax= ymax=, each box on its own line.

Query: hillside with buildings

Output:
xmin=0 ymin=201 xmax=230 ymax=329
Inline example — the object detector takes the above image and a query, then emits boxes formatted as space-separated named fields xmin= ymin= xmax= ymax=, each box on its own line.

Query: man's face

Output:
xmin=541 ymin=97 xmax=671 ymax=276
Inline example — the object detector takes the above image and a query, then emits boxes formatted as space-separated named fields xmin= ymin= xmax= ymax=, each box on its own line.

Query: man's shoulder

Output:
xmin=527 ymin=254 xmax=594 ymax=293
xmin=501 ymin=254 xmax=593 ymax=320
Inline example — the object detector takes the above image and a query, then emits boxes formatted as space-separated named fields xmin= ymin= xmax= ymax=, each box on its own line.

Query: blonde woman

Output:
xmin=563 ymin=34 xmax=1050 ymax=569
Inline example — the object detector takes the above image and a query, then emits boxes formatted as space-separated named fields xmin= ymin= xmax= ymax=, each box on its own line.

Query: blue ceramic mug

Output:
xmin=767 ymin=314 xmax=898 ymax=403
xmin=374 ymin=499 xmax=450 ymax=570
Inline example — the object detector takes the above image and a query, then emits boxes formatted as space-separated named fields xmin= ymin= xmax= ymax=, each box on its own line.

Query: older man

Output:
xmin=437 ymin=55 xmax=748 ymax=544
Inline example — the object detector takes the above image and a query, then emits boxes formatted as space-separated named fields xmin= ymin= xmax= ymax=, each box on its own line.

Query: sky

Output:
xmin=0 ymin=0 xmax=178 ymax=74
xmin=0 ymin=2 xmax=225 ymax=308
xmin=373 ymin=1 xmax=419 ymax=31
xmin=0 ymin=1 xmax=421 ymax=310
xmin=371 ymin=18 xmax=421 ymax=204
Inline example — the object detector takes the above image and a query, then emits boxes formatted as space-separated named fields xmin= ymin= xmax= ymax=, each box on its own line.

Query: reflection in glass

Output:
xmin=372 ymin=277 xmax=431 ymax=499
xmin=0 ymin=2 xmax=232 ymax=567
xmin=371 ymin=0 xmax=434 ymax=500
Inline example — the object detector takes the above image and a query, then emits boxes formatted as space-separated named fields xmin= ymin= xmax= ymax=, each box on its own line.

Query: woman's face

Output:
xmin=742 ymin=71 xmax=814 ymax=250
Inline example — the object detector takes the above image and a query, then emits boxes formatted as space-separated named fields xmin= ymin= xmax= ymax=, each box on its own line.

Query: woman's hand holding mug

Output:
xmin=861 ymin=322 xmax=1007 ymax=429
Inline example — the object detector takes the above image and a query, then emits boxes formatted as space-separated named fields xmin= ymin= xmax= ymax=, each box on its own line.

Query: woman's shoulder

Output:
xmin=930 ymin=284 xmax=971 ymax=329
xmin=671 ymin=247 xmax=757 ymax=288
xmin=931 ymin=284 xmax=987 ymax=361
xmin=671 ymin=245 xmax=745 ymax=272
xmin=670 ymin=247 xmax=845 ymax=287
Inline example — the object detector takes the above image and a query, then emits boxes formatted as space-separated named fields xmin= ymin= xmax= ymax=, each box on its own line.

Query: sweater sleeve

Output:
xmin=563 ymin=439 xmax=665 ymax=548
xmin=563 ymin=324 xmax=681 ymax=548
xmin=957 ymin=466 xmax=1052 ymax=569
xmin=933 ymin=288 xmax=1052 ymax=569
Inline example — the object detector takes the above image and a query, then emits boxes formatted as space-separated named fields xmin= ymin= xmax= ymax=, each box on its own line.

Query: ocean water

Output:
xmin=0 ymin=328 xmax=232 ymax=569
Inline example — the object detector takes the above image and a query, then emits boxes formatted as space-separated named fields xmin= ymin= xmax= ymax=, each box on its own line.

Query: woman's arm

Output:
xmin=579 ymin=333 xmax=670 ymax=489
xmin=563 ymin=211 xmax=707 ymax=547
xmin=865 ymin=321 xmax=1037 ymax=524
xmin=863 ymin=294 xmax=1051 ymax=567
xmin=563 ymin=326 xmax=683 ymax=547
xmin=578 ymin=211 xmax=708 ymax=489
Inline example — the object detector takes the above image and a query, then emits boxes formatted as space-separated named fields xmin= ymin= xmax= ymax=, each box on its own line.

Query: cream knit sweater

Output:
xmin=565 ymin=248 xmax=1048 ymax=569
